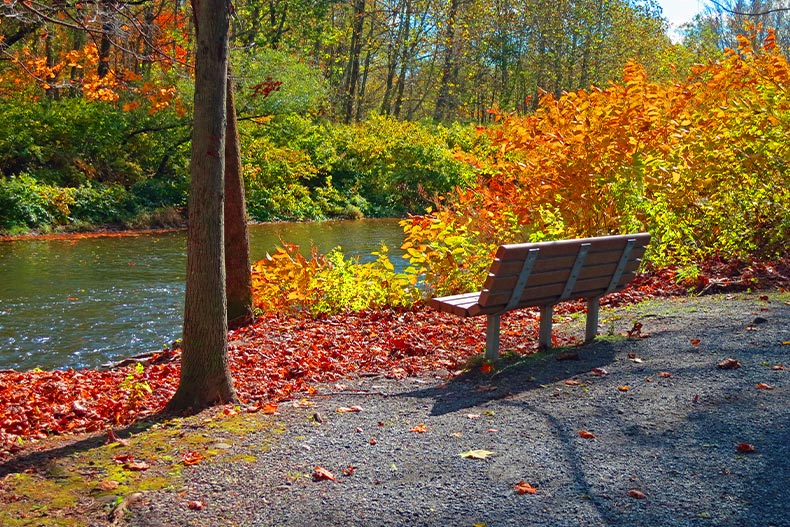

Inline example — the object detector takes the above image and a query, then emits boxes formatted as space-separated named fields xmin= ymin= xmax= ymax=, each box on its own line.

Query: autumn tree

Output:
xmin=165 ymin=0 xmax=237 ymax=411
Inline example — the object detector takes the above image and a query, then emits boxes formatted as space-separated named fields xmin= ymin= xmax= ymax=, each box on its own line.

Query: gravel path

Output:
xmin=124 ymin=292 xmax=790 ymax=527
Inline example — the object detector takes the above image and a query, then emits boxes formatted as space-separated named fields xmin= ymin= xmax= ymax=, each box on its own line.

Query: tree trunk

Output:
xmin=165 ymin=0 xmax=237 ymax=412
xmin=224 ymin=64 xmax=254 ymax=328
xmin=342 ymin=0 xmax=365 ymax=123
xmin=433 ymin=0 xmax=460 ymax=121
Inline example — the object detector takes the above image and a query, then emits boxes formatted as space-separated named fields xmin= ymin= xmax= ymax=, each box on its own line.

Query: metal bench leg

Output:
xmin=538 ymin=305 xmax=553 ymax=350
xmin=585 ymin=296 xmax=600 ymax=342
xmin=485 ymin=314 xmax=501 ymax=361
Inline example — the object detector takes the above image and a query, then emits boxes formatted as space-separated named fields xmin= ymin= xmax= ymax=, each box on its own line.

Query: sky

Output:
xmin=656 ymin=0 xmax=707 ymax=42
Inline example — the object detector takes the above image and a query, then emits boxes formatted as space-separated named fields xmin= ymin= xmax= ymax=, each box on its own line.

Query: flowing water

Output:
xmin=0 ymin=219 xmax=405 ymax=371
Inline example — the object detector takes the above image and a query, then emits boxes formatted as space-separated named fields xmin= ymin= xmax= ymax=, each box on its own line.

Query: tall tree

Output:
xmin=224 ymin=64 xmax=255 ymax=328
xmin=165 ymin=0 xmax=237 ymax=411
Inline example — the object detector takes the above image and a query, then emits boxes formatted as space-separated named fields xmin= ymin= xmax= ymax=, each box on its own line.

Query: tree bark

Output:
xmin=165 ymin=0 xmax=237 ymax=412
xmin=224 ymin=64 xmax=255 ymax=328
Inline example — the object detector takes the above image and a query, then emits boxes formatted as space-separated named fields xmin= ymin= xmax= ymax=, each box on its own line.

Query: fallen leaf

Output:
xmin=564 ymin=379 xmax=582 ymax=386
xmin=756 ymin=383 xmax=774 ymax=390
xmin=312 ymin=466 xmax=336 ymax=481
xmin=342 ymin=465 xmax=356 ymax=476
xmin=99 ymin=480 xmax=120 ymax=491
xmin=782 ymin=341 xmax=790 ymax=346
xmin=773 ymin=364 xmax=788 ymax=370
xmin=578 ymin=430 xmax=596 ymax=439
xmin=618 ymin=385 xmax=630 ymax=392
xmin=659 ymin=371 xmax=673 ymax=378
xmin=628 ymin=489 xmax=647 ymax=499
xmin=113 ymin=454 xmax=135 ymax=464
xmin=627 ymin=322 xmax=643 ymax=337
xmin=355 ymin=426 xmax=363 ymax=433
xmin=460 ymin=449 xmax=495 ymax=459
xmin=759 ymin=295 xmax=769 ymax=301
xmin=591 ymin=367 xmax=608 ymax=376
xmin=690 ymin=338 xmax=701 ymax=346
xmin=466 ymin=413 xmax=481 ymax=419
xmin=124 ymin=461 xmax=150 ymax=471
xmin=736 ymin=443 xmax=756 ymax=453
xmin=181 ymin=451 xmax=203 ymax=466
xmin=369 ymin=438 xmax=377 ymax=445
xmin=409 ymin=423 xmax=428 ymax=433
xmin=514 ymin=481 xmax=537 ymax=494
xmin=336 ymin=405 xmax=363 ymax=413
xmin=627 ymin=353 xmax=637 ymax=359
xmin=717 ymin=358 xmax=742 ymax=370
xmin=262 ymin=402 xmax=278 ymax=414
xmin=187 ymin=501 xmax=205 ymax=510
xmin=480 ymin=363 xmax=494 ymax=374
xmin=486 ymin=428 xmax=499 ymax=433
xmin=693 ymin=394 xmax=699 ymax=403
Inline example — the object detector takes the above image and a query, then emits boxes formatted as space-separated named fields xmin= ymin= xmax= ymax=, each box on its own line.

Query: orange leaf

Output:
xmin=480 ymin=363 xmax=494 ymax=374
xmin=187 ymin=500 xmax=205 ymax=510
xmin=591 ymin=368 xmax=608 ymax=376
xmin=514 ymin=481 xmax=537 ymax=494
xmin=736 ymin=443 xmax=756 ymax=453
xmin=409 ymin=423 xmax=428 ymax=433
xmin=690 ymin=338 xmax=701 ymax=346
xmin=659 ymin=371 xmax=673 ymax=378
xmin=312 ymin=466 xmax=336 ymax=482
xmin=618 ymin=385 xmax=630 ymax=392
xmin=181 ymin=451 xmax=203 ymax=466
xmin=564 ymin=379 xmax=581 ymax=386
xmin=342 ymin=465 xmax=356 ymax=476
xmin=628 ymin=489 xmax=647 ymax=499
xmin=262 ymin=402 xmax=278 ymax=414
xmin=124 ymin=461 xmax=150 ymax=471
xmin=578 ymin=430 xmax=596 ymax=439
xmin=756 ymin=383 xmax=774 ymax=390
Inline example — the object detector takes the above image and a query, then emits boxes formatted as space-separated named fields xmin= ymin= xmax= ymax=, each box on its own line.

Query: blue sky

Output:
xmin=657 ymin=0 xmax=706 ymax=28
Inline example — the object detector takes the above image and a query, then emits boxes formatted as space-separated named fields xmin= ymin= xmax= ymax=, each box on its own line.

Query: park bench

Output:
xmin=429 ymin=233 xmax=651 ymax=360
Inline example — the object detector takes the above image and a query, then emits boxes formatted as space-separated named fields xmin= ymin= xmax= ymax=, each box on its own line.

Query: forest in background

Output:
xmin=0 ymin=0 xmax=788 ymax=278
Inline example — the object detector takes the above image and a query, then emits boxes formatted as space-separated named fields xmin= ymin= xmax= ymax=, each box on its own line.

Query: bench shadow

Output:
xmin=400 ymin=339 xmax=620 ymax=416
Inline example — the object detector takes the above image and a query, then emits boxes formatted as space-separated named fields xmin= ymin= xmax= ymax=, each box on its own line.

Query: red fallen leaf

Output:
xmin=690 ymin=338 xmax=701 ymax=346
xmin=355 ymin=426 xmax=363 ymax=433
xmin=618 ymin=385 xmax=630 ymax=392
xmin=659 ymin=371 xmax=673 ymax=378
xmin=336 ymin=406 xmax=363 ymax=413
xmin=71 ymin=400 xmax=88 ymax=417
xmin=773 ymin=364 xmax=788 ymax=370
xmin=181 ymin=451 xmax=203 ymax=466
xmin=736 ymin=443 xmax=756 ymax=453
xmin=187 ymin=500 xmax=205 ymax=510
xmin=756 ymin=383 xmax=774 ymax=390
xmin=759 ymin=295 xmax=769 ymax=301
xmin=627 ymin=353 xmax=637 ymax=359
xmin=486 ymin=428 xmax=499 ymax=433
xmin=113 ymin=454 xmax=135 ymax=464
xmin=409 ymin=423 xmax=428 ymax=433
xmin=627 ymin=322 xmax=643 ymax=338
xmin=99 ymin=480 xmax=120 ymax=491
xmin=262 ymin=402 xmax=278 ymax=414
xmin=480 ymin=363 xmax=494 ymax=374
xmin=693 ymin=394 xmax=699 ymax=403
xmin=342 ymin=465 xmax=356 ymax=476
xmin=124 ymin=461 xmax=150 ymax=471
xmin=628 ymin=489 xmax=647 ymax=499
xmin=591 ymin=368 xmax=608 ymax=376
xmin=369 ymin=438 xmax=378 ymax=445
xmin=514 ymin=481 xmax=537 ymax=494
xmin=223 ymin=407 xmax=238 ymax=416
xmin=578 ymin=430 xmax=596 ymax=439
xmin=717 ymin=358 xmax=742 ymax=370
xmin=564 ymin=379 xmax=582 ymax=386
xmin=313 ymin=466 xmax=336 ymax=481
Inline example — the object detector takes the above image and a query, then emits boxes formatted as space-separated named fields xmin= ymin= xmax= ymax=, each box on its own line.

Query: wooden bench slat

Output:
xmin=489 ymin=246 xmax=647 ymax=276
xmin=478 ymin=272 xmax=637 ymax=310
xmin=482 ymin=260 xmax=643 ymax=294
xmin=494 ymin=233 xmax=650 ymax=261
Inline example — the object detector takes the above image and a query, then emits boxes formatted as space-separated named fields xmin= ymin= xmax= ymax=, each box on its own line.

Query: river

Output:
xmin=0 ymin=219 xmax=405 ymax=371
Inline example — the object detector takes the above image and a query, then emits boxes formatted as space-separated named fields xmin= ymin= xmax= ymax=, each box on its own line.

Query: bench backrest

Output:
xmin=477 ymin=233 xmax=651 ymax=314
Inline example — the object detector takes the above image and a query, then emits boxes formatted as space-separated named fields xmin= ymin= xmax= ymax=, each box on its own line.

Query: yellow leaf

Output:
xmin=460 ymin=449 xmax=495 ymax=459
